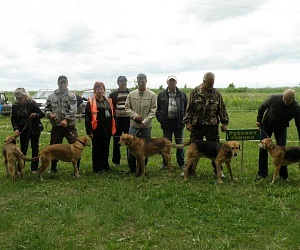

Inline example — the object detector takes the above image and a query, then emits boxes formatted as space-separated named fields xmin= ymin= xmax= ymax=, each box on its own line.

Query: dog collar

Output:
xmin=76 ymin=139 xmax=86 ymax=146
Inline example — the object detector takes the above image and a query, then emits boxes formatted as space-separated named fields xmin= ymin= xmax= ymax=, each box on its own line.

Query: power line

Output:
xmin=179 ymin=1 xmax=299 ymax=13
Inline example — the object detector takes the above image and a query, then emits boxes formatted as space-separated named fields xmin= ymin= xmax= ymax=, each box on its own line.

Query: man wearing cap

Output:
xmin=156 ymin=75 xmax=188 ymax=170
xmin=125 ymin=73 xmax=157 ymax=174
xmin=109 ymin=76 xmax=131 ymax=167
xmin=183 ymin=72 xmax=229 ymax=178
xmin=44 ymin=75 xmax=80 ymax=173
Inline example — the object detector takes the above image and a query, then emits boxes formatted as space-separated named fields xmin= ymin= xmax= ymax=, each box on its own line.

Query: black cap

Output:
xmin=117 ymin=76 xmax=127 ymax=82
xmin=137 ymin=73 xmax=147 ymax=81
xmin=57 ymin=75 xmax=68 ymax=84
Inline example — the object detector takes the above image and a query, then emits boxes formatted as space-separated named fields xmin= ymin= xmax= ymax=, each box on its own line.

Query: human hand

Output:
xmin=49 ymin=114 xmax=56 ymax=120
xmin=186 ymin=124 xmax=192 ymax=132
xmin=30 ymin=113 xmax=37 ymax=118
xmin=140 ymin=122 xmax=146 ymax=128
xmin=60 ymin=119 xmax=68 ymax=128
xmin=14 ymin=130 xmax=20 ymax=136
xmin=220 ymin=124 xmax=227 ymax=132
xmin=256 ymin=122 xmax=262 ymax=127
xmin=89 ymin=134 xmax=93 ymax=139
xmin=134 ymin=115 xmax=143 ymax=124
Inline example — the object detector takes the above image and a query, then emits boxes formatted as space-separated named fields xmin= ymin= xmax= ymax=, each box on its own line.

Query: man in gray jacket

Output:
xmin=125 ymin=73 xmax=157 ymax=174
xmin=45 ymin=75 xmax=79 ymax=173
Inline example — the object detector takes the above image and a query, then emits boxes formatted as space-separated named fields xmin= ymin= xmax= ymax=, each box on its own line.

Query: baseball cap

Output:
xmin=117 ymin=76 xmax=127 ymax=82
xmin=57 ymin=75 xmax=68 ymax=84
xmin=167 ymin=75 xmax=177 ymax=81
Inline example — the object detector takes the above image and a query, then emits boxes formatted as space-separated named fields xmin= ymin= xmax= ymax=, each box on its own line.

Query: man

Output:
xmin=156 ymin=75 xmax=188 ymax=170
xmin=183 ymin=72 xmax=229 ymax=177
xmin=256 ymin=89 xmax=300 ymax=181
xmin=125 ymin=73 xmax=157 ymax=173
xmin=45 ymin=75 xmax=79 ymax=173
xmin=109 ymin=76 xmax=131 ymax=167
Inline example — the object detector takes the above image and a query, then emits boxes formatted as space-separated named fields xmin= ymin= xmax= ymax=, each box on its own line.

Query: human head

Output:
xmin=117 ymin=76 xmax=127 ymax=90
xmin=283 ymin=89 xmax=295 ymax=106
xmin=57 ymin=75 xmax=68 ymax=92
xmin=137 ymin=73 xmax=147 ymax=92
xmin=14 ymin=87 xmax=31 ymax=105
xmin=93 ymin=81 xmax=106 ymax=98
xmin=167 ymin=75 xmax=177 ymax=92
xmin=202 ymin=72 xmax=215 ymax=90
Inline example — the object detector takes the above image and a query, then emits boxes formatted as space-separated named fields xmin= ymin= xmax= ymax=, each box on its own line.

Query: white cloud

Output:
xmin=1 ymin=0 xmax=300 ymax=91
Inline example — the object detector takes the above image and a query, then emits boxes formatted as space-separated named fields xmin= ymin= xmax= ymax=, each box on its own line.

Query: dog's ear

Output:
xmin=223 ymin=143 xmax=231 ymax=156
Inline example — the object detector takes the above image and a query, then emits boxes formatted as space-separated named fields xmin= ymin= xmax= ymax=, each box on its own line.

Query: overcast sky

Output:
xmin=1 ymin=0 xmax=300 ymax=91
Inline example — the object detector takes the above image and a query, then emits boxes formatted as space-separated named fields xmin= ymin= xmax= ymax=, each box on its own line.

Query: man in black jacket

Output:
xmin=109 ymin=76 xmax=130 ymax=167
xmin=256 ymin=89 xmax=300 ymax=181
xmin=156 ymin=75 xmax=188 ymax=170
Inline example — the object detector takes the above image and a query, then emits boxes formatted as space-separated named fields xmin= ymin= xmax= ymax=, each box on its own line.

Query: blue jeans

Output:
xmin=258 ymin=125 xmax=288 ymax=178
xmin=128 ymin=126 xmax=151 ymax=172
xmin=162 ymin=119 xmax=185 ymax=167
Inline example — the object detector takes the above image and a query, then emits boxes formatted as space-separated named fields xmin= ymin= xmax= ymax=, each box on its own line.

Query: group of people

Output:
xmin=10 ymin=72 xmax=300 ymax=181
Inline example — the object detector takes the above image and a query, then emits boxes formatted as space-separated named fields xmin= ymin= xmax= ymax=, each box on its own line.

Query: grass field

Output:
xmin=1 ymin=89 xmax=300 ymax=249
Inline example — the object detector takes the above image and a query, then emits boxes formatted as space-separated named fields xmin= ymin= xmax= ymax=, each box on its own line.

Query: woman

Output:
xmin=85 ymin=82 xmax=116 ymax=173
xmin=11 ymin=87 xmax=45 ymax=173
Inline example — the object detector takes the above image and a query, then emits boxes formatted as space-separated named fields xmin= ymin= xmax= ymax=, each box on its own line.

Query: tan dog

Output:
xmin=2 ymin=134 xmax=39 ymax=181
xmin=183 ymin=139 xmax=240 ymax=183
xmin=118 ymin=134 xmax=183 ymax=176
xmin=259 ymin=138 xmax=300 ymax=183
xmin=37 ymin=136 xmax=89 ymax=180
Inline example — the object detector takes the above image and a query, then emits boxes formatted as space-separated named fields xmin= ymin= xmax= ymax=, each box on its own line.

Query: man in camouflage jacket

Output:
xmin=183 ymin=72 xmax=229 ymax=176
xmin=44 ymin=75 xmax=79 ymax=173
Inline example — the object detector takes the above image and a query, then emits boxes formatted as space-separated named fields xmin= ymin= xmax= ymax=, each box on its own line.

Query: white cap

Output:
xmin=167 ymin=75 xmax=177 ymax=81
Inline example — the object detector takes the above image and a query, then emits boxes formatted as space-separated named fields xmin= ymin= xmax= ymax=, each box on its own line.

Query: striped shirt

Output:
xmin=115 ymin=90 xmax=130 ymax=117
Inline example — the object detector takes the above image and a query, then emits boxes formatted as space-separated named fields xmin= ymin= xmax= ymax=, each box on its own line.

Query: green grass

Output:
xmin=1 ymin=90 xmax=300 ymax=249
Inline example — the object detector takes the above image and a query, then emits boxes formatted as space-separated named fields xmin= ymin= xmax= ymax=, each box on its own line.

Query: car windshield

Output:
xmin=33 ymin=91 xmax=53 ymax=99
xmin=82 ymin=89 xmax=111 ymax=99
xmin=82 ymin=91 xmax=94 ymax=99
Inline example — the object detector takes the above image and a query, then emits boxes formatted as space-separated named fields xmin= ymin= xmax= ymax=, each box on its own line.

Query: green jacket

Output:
xmin=183 ymin=84 xmax=229 ymax=126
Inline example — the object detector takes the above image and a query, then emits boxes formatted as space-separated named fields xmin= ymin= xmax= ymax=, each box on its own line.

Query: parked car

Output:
xmin=81 ymin=88 xmax=111 ymax=114
xmin=0 ymin=92 xmax=12 ymax=116
xmin=32 ymin=89 xmax=54 ymax=112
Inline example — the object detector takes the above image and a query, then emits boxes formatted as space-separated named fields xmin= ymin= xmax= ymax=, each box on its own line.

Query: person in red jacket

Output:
xmin=85 ymin=82 xmax=116 ymax=173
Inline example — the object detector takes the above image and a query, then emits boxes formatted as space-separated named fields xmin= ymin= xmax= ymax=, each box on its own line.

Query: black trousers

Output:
xmin=91 ymin=134 xmax=111 ymax=172
xmin=20 ymin=127 xmax=40 ymax=171
xmin=112 ymin=118 xmax=130 ymax=165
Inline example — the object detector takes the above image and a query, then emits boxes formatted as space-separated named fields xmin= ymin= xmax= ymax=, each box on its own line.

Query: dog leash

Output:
xmin=260 ymin=127 xmax=270 ymax=138
xmin=134 ymin=127 xmax=142 ymax=137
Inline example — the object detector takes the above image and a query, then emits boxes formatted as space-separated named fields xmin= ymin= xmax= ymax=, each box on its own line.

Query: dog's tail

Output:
xmin=13 ymin=149 xmax=39 ymax=162
xmin=170 ymin=142 xmax=191 ymax=149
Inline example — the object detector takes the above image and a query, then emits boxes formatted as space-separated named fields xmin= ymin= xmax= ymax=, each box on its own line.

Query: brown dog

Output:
xmin=183 ymin=139 xmax=240 ymax=183
xmin=118 ymin=134 xmax=183 ymax=176
xmin=2 ymin=134 xmax=39 ymax=181
xmin=37 ymin=136 xmax=89 ymax=180
xmin=259 ymin=138 xmax=300 ymax=183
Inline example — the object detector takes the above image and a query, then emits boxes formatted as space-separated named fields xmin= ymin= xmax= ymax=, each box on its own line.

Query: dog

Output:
xmin=118 ymin=134 xmax=183 ymax=176
xmin=183 ymin=140 xmax=240 ymax=183
xmin=259 ymin=138 xmax=300 ymax=183
xmin=2 ymin=134 xmax=39 ymax=181
xmin=37 ymin=136 xmax=89 ymax=181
